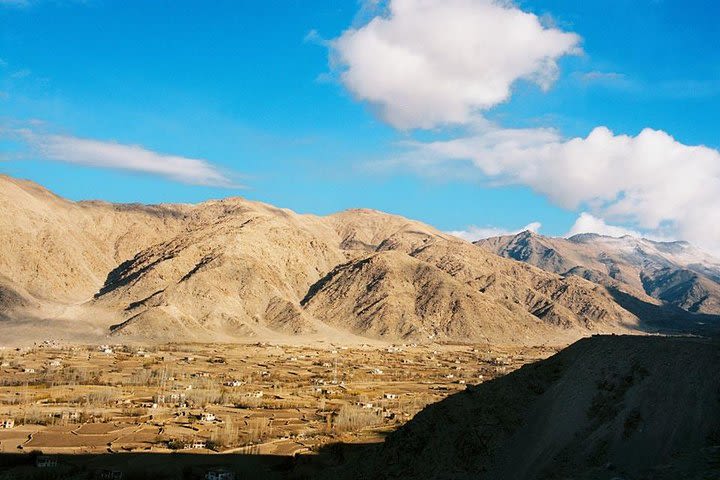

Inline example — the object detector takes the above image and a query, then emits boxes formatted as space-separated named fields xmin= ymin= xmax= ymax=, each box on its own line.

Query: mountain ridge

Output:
xmin=477 ymin=229 xmax=720 ymax=316
xmin=0 ymin=174 xmax=711 ymax=345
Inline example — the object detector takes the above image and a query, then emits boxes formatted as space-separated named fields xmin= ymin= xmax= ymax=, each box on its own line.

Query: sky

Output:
xmin=1 ymin=0 xmax=720 ymax=253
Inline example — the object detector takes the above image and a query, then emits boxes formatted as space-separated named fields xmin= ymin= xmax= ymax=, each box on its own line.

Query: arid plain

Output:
xmin=0 ymin=339 xmax=557 ymax=478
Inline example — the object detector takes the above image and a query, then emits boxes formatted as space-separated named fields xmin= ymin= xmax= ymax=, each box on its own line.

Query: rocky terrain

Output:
xmin=344 ymin=335 xmax=720 ymax=480
xmin=0 ymin=174 xmax=646 ymax=345
xmin=478 ymin=230 xmax=720 ymax=316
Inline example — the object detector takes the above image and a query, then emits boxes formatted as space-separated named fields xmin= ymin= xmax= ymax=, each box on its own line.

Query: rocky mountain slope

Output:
xmin=344 ymin=335 xmax=720 ymax=479
xmin=0 ymin=175 xmax=669 ymax=345
xmin=478 ymin=231 xmax=720 ymax=315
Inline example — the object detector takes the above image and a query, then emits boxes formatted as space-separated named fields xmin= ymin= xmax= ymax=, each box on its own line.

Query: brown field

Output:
xmin=0 ymin=341 xmax=556 ymax=459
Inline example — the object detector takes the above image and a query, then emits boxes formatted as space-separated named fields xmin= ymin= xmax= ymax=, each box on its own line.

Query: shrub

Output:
xmin=333 ymin=405 xmax=383 ymax=433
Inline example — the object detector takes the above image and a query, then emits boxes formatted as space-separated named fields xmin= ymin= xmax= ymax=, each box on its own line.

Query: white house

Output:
xmin=1 ymin=418 xmax=14 ymax=429
xmin=383 ymin=393 xmax=398 ymax=400
xmin=190 ymin=440 xmax=207 ymax=449
xmin=169 ymin=392 xmax=185 ymax=403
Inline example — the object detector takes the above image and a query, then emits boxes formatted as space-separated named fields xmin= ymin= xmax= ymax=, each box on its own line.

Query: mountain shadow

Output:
xmin=607 ymin=287 xmax=720 ymax=337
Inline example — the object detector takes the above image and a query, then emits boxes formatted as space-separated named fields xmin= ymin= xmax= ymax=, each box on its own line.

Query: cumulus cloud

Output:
xmin=401 ymin=124 xmax=720 ymax=254
xmin=330 ymin=0 xmax=580 ymax=129
xmin=566 ymin=212 xmax=640 ymax=238
xmin=447 ymin=221 xmax=541 ymax=242
xmin=329 ymin=0 xmax=720 ymax=254
xmin=19 ymin=131 xmax=235 ymax=187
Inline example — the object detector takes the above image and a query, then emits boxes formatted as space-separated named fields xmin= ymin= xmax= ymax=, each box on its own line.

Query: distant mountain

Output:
xmin=0 ymin=174 xmax=642 ymax=345
xmin=477 ymin=230 xmax=720 ymax=315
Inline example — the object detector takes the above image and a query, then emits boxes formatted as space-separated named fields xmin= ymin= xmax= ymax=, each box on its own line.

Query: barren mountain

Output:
xmin=0 ymin=175 xmax=190 ymax=304
xmin=0 ymin=175 xmax=651 ymax=344
xmin=345 ymin=335 xmax=720 ymax=479
xmin=478 ymin=230 xmax=720 ymax=315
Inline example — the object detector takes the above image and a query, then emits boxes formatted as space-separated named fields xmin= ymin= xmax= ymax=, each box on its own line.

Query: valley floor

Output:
xmin=2 ymin=335 xmax=717 ymax=480
xmin=0 ymin=340 xmax=555 ymax=478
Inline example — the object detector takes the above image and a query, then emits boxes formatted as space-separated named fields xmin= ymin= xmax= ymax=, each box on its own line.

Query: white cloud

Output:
xmin=448 ymin=221 xmax=541 ymax=242
xmin=330 ymin=0 xmax=580 ymax=129
xmin=21 ymin=132 xmax=234 ymax=187
xmin=401 ymin=124 xmax=720 ymax=255
xmin=566 ymin=213 xmax=640 ymax=238
xmin=330 ymin=1 xmax=720 ymax=255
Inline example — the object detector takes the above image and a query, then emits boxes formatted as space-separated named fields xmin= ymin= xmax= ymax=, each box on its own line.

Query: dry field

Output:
xmin=0 ymin=341 xmax=556 ymax=458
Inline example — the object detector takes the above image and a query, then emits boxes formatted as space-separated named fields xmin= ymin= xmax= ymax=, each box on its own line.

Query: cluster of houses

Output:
xmin=152 ymin=392 xmax=187 ymax=406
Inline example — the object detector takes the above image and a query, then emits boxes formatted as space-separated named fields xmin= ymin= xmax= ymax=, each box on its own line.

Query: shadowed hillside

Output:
xmin=341 ymin=335 xmax=720 ymax=480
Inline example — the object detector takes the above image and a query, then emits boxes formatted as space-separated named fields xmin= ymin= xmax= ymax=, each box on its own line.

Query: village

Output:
xmin=0 ymin=341 xmax=556 ymax=479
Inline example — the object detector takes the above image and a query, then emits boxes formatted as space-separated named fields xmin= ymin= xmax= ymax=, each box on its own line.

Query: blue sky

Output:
xmin=1 ymin=0 xmax=719 ymax=250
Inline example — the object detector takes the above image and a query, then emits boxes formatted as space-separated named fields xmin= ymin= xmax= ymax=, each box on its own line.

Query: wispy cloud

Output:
xmin=9 ymin=69 xmax=31 ymax=80
xmin=576 ymin=71 xmax=720 ymax=99
xmin=10 ymin=129 xmax=237 ymax=187
xmin=579 ymin=71 xmax=626 ymax=82
xmin=0 ymin=0 xmax=31 ymax=6
xmin=0 ymin=0 xmax=90 ymax=7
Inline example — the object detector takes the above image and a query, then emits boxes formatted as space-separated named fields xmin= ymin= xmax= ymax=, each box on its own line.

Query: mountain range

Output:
xmin=478 ymin=230 xmax=720 ymax=317
xmin=1 ymin=174 xmax=717 ymax=345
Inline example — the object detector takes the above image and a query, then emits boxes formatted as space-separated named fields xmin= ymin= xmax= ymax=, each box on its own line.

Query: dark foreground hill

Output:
xmin=338 ymin=335 xmax=720 ymax=480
